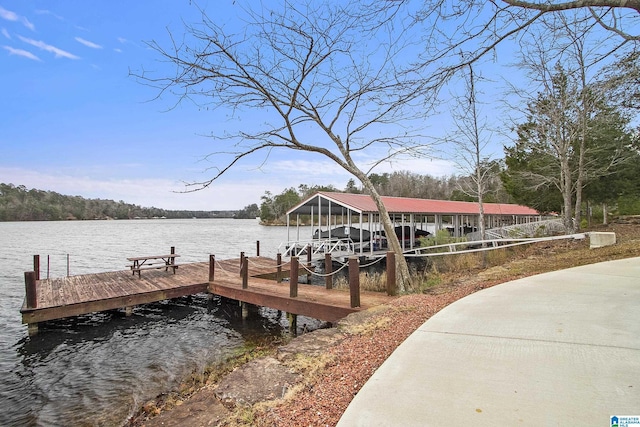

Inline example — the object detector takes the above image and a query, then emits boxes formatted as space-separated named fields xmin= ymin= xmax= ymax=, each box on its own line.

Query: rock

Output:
xmin=277 ymin=328 xmax=346 ymax=361
xmin=215 ymin=357 xmax=300 ymax=407
xmin=142 ymin=389 xmax=229 ymax=427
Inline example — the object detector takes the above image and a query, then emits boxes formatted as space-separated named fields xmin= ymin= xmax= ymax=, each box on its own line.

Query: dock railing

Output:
xmin=279 ymin=238 xmax=358 ymax=258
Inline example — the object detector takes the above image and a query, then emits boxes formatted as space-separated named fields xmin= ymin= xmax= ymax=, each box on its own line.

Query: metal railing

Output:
xmin=279 ymin=238 xmax=361 ymax=258
xmin=467 ymin=219 xmax=567 ymax=241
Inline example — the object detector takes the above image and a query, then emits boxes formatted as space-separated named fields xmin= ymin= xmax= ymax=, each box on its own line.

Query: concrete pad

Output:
xmin=338 ymin=257 xmax=640 ymax=427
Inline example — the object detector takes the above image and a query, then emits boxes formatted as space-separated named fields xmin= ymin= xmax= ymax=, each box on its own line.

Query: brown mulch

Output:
xmin=255 ymin=283 xmax=496 ymax=427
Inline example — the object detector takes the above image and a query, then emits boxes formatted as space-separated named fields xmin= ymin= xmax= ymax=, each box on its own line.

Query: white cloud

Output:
xmin=113 ymin=48 xmax=122 ymax=53
xmin=0 ymin=6 xmax=18 ymax=21
xmin=35 ymin=9 xmax=64 ymax=21
xmin=3 ymin=45 xmax=40 ymax=61
xmin=17 ymin=35 xmax=79 ymax=59
xmin=0 ymin=167 xmax=270 ymax=210
xmin=0 ymin=6 xmax=34 ymax=30
xmin=75 ymin=37 xmax=102 ymax=49
xmin=1 ymin=28 xmax=10 ymax=39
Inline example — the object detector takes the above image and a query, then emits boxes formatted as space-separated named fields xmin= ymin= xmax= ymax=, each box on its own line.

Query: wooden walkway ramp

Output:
xmin=211 ymin=257 xmax=395 ymax=323
xmin=21 ymin=256 xmax=396 ymax=334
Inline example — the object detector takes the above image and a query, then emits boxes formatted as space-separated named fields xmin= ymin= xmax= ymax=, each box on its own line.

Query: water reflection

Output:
xmin=11 ymin=294 xmax=323 ymax=426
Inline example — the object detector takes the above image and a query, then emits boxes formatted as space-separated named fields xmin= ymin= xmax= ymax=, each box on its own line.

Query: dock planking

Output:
xmin=21 ymin=256 xmax=397 ymax=332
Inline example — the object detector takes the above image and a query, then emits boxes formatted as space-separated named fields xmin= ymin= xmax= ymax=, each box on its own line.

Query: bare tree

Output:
xmin=134 ymin=1 xmax=442 ymax=291
xmin=446 ymin=64 xmax=496 ymax=241
xmin=504 ymin=16 xmax=633 ymax=231
xmin=500 ymin=0 xmax=639 ymax=41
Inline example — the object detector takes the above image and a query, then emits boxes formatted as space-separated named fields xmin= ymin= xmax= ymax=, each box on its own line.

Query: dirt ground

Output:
xmin=129 ymin=221 xmax=640 ymax=427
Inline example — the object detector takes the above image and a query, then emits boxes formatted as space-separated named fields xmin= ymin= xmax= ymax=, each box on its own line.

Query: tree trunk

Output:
xmin=360 ymin=178 xmax=413 ymax=292
xmin=561 ymin=158 xmax=575 ymax=233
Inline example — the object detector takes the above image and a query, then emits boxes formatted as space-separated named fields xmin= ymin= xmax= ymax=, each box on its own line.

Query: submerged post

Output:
xmin=33 ymin=255 xmax=40 ymax=281
xmin=287 ymin=312 xmax=298 ymax=337
xmin=290 ymin=256 xmax=299 ymax=298
xmin=276 ymin=253 xmax=282 ymax=283
xmin=386 ymin=251 xmax=397 ymax=296
xmin=256 ymin=240 xmax=260 ymax=257
xmin=242 ymin=257 xmax=249 ymax=289
xmin=209 ymin=255 xmax=215 ymax=281
xmin=348 ymin=257 xmax=360 ymax=308
xmin=324 ymin=253 xmax=333 ymax=289
xmin=24 ymin=271 xmax=37 ymax=309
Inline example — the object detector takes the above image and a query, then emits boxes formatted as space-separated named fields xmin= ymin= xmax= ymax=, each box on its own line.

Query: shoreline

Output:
xmin=129 ymin=222 xmax=640 ymax=426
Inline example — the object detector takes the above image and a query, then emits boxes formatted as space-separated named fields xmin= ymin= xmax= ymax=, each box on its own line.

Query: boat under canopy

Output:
xmin=283 ymin=192 xmax=541 ymax=259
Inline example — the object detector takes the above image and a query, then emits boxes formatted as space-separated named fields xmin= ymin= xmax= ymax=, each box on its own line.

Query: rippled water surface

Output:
xmin=0 ymin=219 xmax=315 ymax=426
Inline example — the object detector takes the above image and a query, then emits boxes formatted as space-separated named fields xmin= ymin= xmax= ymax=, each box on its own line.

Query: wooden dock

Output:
xmin=21 ymin=256 xmax=396 ymax=335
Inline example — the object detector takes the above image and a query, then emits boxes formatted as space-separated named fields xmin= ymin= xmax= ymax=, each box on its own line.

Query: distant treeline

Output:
xmin=0 ymin=183 xmax=250 ymax=221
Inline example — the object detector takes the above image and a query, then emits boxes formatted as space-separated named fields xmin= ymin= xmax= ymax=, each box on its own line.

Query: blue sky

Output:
xmin=0 ymin=1 xmax=464 ymax=210
xmin=0 ymin=1 xmax=506 ymax=210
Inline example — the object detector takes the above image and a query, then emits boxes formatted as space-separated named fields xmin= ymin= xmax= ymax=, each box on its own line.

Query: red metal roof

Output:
xmin=288 ymin=192 xmax=539 ymax=216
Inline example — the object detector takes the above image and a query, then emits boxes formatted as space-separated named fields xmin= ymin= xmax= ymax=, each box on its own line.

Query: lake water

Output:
xmin=0 ymin=219 xmax=317 ymax=426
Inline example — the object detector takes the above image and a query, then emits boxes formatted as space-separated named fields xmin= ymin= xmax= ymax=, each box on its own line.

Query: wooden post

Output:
xmin=125 ymin=306 xmax=133 ymax=316
xmin=24 ymin=271 xmax=37 ymax=309
xmin=290 ymin=256 xmax=299 ymax=298
xmin=209 ymin=255 xmax=215 ymax=281
xmin=242 ymin=302 xmax=249 ymax=319
xmin=386 ymin=251 xmax=397 ymax=296
xmin=28 ymin=323 xmax=38 ymax=336
xmin=287 ymin=312 xmax=298 ymax=336
xmin=242 ymin=257 xmax=249 ymax=289
xmin=276 ymin=253 xmax=282 ymax=283
xmin=348 ymin=257 xmax=360 ymax=308
xmin=324 ymin=253 xmax=333 ymax=289
xmin=256 ymin=240 xmax=260 ymax=257
xmin=67 ymin=253 xmax=70 ymax=277
xmin=33 ymin=255 xmax=40 ymax=281
xmin=170 ymin=246 xmax=176 ymax=265
xmin=240 ymin=251 xmax=245 ymax=274
xmin=306 ymin=245 xmax=312 ymax=284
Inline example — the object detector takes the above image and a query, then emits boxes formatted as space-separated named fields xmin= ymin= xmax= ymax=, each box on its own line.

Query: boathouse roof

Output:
xmin=287 ymin=192 xmax=539 ymax=216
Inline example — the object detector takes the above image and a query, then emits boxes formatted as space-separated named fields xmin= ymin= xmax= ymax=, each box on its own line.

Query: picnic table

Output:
xmin=127 ymin=253 xmax=180 ymax=276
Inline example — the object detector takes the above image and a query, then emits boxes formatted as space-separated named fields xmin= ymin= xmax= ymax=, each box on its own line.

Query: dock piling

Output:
xmin=348 ymin=257 xmax=360 ymax=308
xmin=276 ymin=253 xmax=282 ymax=283
xmin=209 ymin=255 xmax=215 ymax=281
xmin=306 ymin=245 xmax=312 ymax=284
xmin=324 ymin=253 xmax=333 ymax=289
xmin=256 ymin=240 xmax=260 ymax=257
xmin=386 ymin=251 xmax=397 ymax=296
xmin=290 ymin=257 xmax=299 ymax=298
xmin=25 ymin=271 xmax=37 ymax=309
xmin=242 ymin=257 xmax=249 ymax=289
xmin=287 ymin=312 xmax=298 ymax=336
xmin=33 ymin=255 xmax=40 ymax=281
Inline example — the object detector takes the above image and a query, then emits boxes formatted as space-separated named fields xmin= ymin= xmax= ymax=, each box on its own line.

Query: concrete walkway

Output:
xmin=337 ymin=257 xmax=640 ymax=427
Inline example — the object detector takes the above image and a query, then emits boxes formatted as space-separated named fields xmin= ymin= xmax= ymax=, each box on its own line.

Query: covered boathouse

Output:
xmin=283 ymin=192 xmax=541 ymax=258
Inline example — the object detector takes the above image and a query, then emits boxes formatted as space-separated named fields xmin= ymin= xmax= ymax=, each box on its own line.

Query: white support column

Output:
xmin=409 ymin=213 xmax=415 ymax=249
xmin=310 ymin=206 xmax=314 ymax=240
